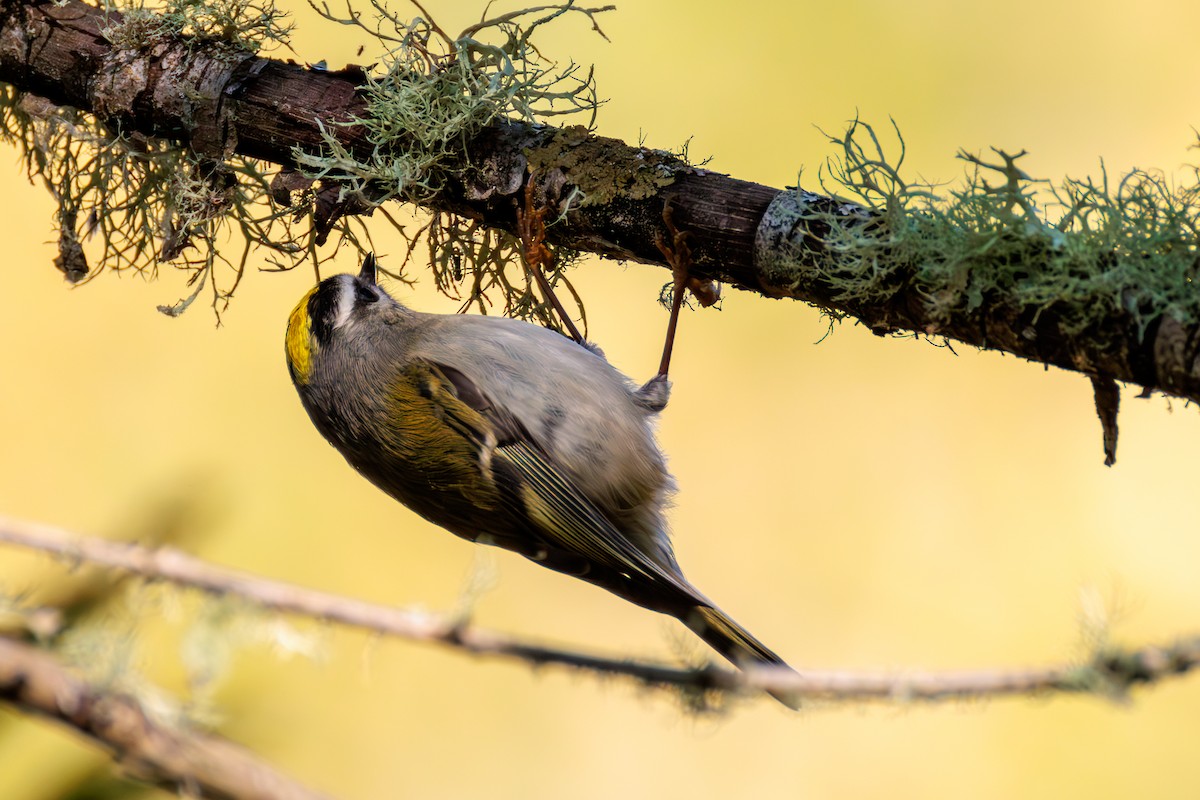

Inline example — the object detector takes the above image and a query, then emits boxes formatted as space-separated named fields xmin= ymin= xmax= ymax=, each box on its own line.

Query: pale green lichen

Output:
xmin=523 ymin=125 xmax=689 ymax=207
xmin=101 ymin=0 xmax=294 ymax=54
xmin=294 ymin=1 xmax=612 ymax=331
xmin=0 ymin=86 xmax=321 ymax=317
xmin=298 ymin=2 xmax=606 ymax=203
xmin=0 ymin=0 xmax=302 ymax=317
xmin=802 ymin=119 xmax=1200 ymax=341
xmin=1 ymin=1 xmax=611 ymax=321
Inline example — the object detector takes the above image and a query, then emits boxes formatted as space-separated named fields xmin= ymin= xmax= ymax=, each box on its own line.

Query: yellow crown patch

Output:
xmin=285 ymin=286 xmax=320 ymax=385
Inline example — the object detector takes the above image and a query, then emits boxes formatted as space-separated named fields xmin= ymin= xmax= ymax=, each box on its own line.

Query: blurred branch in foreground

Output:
xmin=0 ymin=635 xmax=331 ymax=800
xmin=1 ymin=515 xmax=1198 ymax=707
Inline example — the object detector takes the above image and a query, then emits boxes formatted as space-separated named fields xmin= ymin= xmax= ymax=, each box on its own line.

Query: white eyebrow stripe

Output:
xmin=332 ymin=275 xmax=356 ymax=331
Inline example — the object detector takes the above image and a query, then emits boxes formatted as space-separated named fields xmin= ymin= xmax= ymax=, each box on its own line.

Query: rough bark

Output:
xmin=1 ymin=0 xmax=1199 ymax=409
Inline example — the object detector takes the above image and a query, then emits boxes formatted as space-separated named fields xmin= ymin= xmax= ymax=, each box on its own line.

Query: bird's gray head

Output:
xmin=308 ymin=254 xmax=400 ymax=341
xmin=285 ymin=253 xmax=399 ymax=385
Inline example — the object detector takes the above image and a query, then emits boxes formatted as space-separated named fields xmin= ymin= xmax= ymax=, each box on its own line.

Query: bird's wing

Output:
xmin=415 ymin=360 xmax=799 ymax=702
xmin=419 ymin=359 xmax=699 ymax=600
xmin=424 ymin=361 xmax=527 ymax=446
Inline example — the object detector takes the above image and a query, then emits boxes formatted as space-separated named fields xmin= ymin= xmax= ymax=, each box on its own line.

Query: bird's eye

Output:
xmin=355 ymin=284 xmax=378 ymax=304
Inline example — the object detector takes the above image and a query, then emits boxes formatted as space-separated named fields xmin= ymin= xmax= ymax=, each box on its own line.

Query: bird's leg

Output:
xmin=653 ymin=225 xmax=689 ymax=381
xmin=629 ymin=231 xmax=687 ymax=413
xmin=652 ymin=202 xmax=721 ymax=379
xmin=516 ymin=178 xmax=586 ymax=345
xmin=635 ymin=203 xmax=720 ymax=411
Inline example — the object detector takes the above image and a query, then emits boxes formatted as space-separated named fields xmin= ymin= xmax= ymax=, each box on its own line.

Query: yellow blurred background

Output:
xmin=3 ymin=1 xmax=1200 ymax=797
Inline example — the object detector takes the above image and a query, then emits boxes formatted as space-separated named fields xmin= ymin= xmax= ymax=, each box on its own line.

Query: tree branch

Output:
xmin=2 ymin=515 xmax=1198 ymax=706
xmin=0 ymin=635 xmax=332 ymax=800
xmin=2 ymin=0 xmax=1200 ymax=412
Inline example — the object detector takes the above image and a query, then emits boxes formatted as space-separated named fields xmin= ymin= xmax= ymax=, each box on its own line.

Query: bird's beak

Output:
xmin=360 ymin=252 xmax=378 ymax=285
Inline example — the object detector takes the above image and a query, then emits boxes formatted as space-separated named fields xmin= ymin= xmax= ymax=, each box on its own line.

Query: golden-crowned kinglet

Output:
xmin=285 ymin=254 xmax=797 ymax=707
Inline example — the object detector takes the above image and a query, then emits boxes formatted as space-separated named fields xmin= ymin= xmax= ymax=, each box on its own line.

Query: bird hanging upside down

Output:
xmin=285 ymin=253 xmax=798 ymax=707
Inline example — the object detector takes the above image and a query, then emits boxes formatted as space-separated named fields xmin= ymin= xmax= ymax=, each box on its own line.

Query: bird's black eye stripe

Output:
xmin=307 ymin=281 xmax=338 ymax=345
xmin=355 ymin=283 xmax=378 ymax=304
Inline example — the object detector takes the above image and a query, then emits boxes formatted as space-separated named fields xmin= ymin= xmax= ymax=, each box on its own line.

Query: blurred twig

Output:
xmin=0 ymin=636 xmax=331 ymax=800
xmin=1 ymin=515 xmax=1198 ymax=706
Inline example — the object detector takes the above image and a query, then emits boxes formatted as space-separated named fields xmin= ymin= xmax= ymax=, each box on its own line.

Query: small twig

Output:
xmin=1090 ymin=373 xmax=1120 ymax=466
xmin=402 ymin=0 xmax=453 ymax=47
xmin=0 ymin=636 xmax=331 ymax=800
xmin=0 ymin=516 xmax=700 ymax=688
xmin=1 ymin=516 xmax=1198 ymax=705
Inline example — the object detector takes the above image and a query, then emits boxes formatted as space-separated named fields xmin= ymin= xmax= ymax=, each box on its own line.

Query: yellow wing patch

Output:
xmin=285 ymin=287 xmax=319 ymax=385
xmin=379 ymin=364 xmax=504 ymax=510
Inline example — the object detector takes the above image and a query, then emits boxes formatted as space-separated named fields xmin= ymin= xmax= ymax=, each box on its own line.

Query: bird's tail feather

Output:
xmin=686 ymin=605 xmax=800 ymax=710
